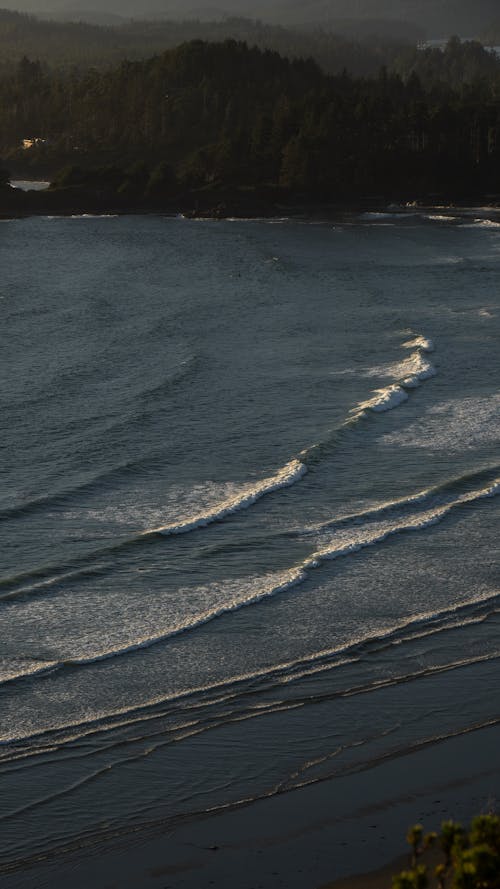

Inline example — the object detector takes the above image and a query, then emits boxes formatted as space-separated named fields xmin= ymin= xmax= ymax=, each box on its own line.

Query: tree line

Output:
xmin=3 ymin=38 xmax=500 ymax=201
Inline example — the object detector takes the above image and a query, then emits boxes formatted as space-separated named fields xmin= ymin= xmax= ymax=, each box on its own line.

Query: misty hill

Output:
xmin=4 ymin=0 xmax=500 ymax=37
xmin=271 ymin=0 xmax=499 ymax=36
xmin=481 ymin=21 xmax=500 ymax=44
xmin=0 ymin=9 xmax=415 ymax=75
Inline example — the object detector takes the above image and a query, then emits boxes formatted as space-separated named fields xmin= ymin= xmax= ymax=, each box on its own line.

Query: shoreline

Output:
xmin=6 ymin=720 xmax=500 ymax=889
xmin=320 ymin=848 xmax=443 ymax=889
xmin=2 ymin=184 xmax=500 ymax=222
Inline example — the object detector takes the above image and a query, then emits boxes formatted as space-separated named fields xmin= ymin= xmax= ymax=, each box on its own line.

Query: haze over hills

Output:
xmin=2 ymin=0 xmax=500 ymax=36
xmin=0 ymin=8 xmax=423 ymax=74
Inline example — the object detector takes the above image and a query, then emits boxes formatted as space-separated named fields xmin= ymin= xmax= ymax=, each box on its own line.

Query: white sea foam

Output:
xmin=147 ymin=459 xmax=307 ymax=537
xmin=400 ymin=351 xmax=437 ymax=387
xmin=304 ymin=474 xmax=500 ymax=569
xmin=350 ymin=334 xmax=436 ymax=419
xmin=0 ymin=335 xmax=437 ymax=612
xmin=0 ymin=658 xmax=59 ymax=685
xmin=69 ymin=214 xmax=118 ymax=219
xmin=302 ymin=485 xmax=437 ymax=536
xmin=0 ymin=568 xmax=307 ymax=688
xmin=5 ymin=469 xmax=498 ymax=689
xmin=0 ymin=566 xmax=105 ymax=602
xmin=14 ymin=473 xmax=498 ymax=688
xmin=300 ymin=462 xmax=500 ymax=540
xmin=0 ymin=462 xmax=308 ymax=602
xmin=426 ymin=214 xmax=458 ymax=222
xmin=402 ymin=335 xmax=434 ymax=352
xmin=465 ymin=218 xmax=500 ymax=229
xmin=307 ymin=509 xmax=443 ymax=567
xmin=360 ymin=211 xmax=393 ymax=219
xmin=2 ymin=581 xmax=500 ymax=750
xmin=351 ymin=384 xmax=409 ymax=416
xmin=382 ymin=395 xmax=500 ymax=452
xmin=360 ymin=211 xmax=416 ymax=221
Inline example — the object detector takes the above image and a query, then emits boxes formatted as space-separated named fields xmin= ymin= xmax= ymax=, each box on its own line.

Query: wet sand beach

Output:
xmin=7 ymin=721 xmax=499 ymax=889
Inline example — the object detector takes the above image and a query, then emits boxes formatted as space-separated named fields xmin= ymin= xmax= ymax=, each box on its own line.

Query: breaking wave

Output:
xmin=2 ymin=464 xmax=498 ymax=691
xmin=402 ymin=335 xmax=434 ymax=352
xmin=464 ymin=218 xmax=500 ymax=229
xmin=2 ymin=584 xmax=500 ymax=749
xmin=148 ymin=460 xmax=307 ymax=536
xmin=0 ymin=568 xmax=307 ymax=689
xmin=1 ymin=334 xmax=437 ymax=603
xmin=348 ymin=334 xmax=436 ymax=419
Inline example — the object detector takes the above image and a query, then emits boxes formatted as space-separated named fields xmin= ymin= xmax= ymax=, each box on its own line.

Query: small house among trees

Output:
xmin=22 ymin=137 xmax=46 ymax=150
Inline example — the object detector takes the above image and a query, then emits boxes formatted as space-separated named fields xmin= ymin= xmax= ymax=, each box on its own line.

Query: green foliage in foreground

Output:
xmin=393 ymin=816 xmax=500 ymax=889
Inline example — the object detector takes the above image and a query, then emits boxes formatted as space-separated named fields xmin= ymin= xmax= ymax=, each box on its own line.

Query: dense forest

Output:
xmin=2 ymin=36 xmax=500 ymax=208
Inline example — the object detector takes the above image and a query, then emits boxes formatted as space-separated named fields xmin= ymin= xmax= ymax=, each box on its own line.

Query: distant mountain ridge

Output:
xmin=0 ymin=8 xmax=418 ymax=74
xmin=3 ymin=0 xmax=499 ymax=35
xmin=275 ymin=0 xmax=499 ymax=35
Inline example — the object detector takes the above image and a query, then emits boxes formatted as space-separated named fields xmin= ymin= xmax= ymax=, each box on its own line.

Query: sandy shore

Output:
xmin=319 ymin=846 xmax=447 ymax=889
xmin=5 ymin=720 xmax=500 ymax=889
xmin=320 ymin=854 xmax=416 ymax=889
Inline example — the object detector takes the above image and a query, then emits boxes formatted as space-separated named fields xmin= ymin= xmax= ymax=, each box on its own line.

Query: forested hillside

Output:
xmin=0 ymin=9 xmax=412 ymax=74
xmin=3 ymin=38 xmax=500 ymax=203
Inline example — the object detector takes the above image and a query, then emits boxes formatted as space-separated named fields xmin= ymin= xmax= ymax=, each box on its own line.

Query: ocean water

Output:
xmin=1 ymin=209 xmax=499 ymax=883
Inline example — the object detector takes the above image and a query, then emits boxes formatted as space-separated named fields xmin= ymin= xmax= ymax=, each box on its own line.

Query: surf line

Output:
xmin=0 ymin=334 xmax=437 ymax=603
xmin=300 ymin=333 xmax=436 ymax=463
xmin=347 ymin=334 xmax=435 ymax=418
xmin=3 ymin=466 xmax=498 ymax=695
xmin=152 ymin=334 xmax=437 ymax=535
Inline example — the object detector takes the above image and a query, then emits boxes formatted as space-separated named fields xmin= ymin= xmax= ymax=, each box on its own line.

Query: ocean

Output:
xmin=1 ymin=208 xmax=499 ymax=884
